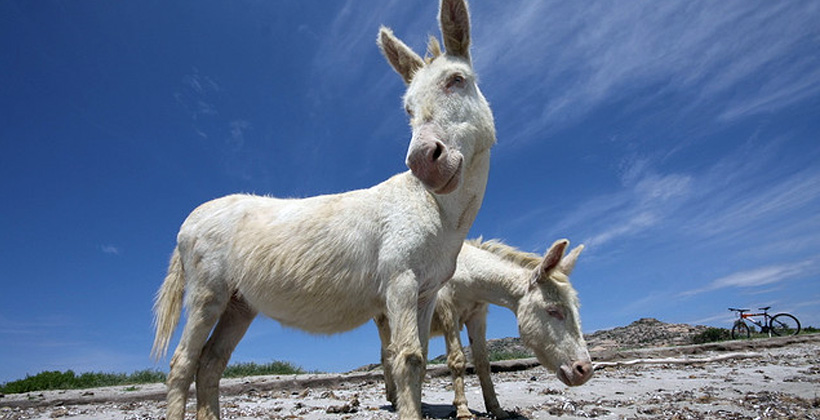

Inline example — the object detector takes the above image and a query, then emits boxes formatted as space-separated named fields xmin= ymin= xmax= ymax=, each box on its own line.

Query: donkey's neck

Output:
xmin=434 ymin=148 xmax=491 ymax=234
xmin=462 ymin=252 xmax=529 ymax=312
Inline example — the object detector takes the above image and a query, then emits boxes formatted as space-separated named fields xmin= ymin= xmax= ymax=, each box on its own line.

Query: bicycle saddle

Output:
xmin=758 ymin=306 xmax=771 ymax=311
xmin=729 ymin=307 xmax=749 ymax=312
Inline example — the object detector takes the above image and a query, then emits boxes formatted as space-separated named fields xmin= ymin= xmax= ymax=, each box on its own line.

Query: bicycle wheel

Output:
xmin=731 ymin=321 xmax=750 ymax=339
xmin=769 ymin=313 xmax=801 ymax=336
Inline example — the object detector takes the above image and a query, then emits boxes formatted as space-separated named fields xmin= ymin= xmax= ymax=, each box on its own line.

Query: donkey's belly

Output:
xmin=239 ymin=278 xmax=382 ymax=334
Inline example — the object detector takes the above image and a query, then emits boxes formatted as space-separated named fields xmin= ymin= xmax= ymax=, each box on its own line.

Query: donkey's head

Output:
xmin=378 ymin=0 xmax=495 ymax=195
xmin=516 ymin=240 xmax=593 ymax=387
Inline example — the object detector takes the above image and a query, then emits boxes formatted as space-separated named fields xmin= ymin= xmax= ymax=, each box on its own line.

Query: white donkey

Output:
xmin=377 ymin=239 xmax=592 ymax=419
xmin=151 ymin=0 xmax=495 ymax=419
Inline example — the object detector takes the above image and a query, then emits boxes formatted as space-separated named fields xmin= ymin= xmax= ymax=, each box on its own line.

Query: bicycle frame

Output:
xmin=738 ymin=311 xmax=771 ymax=333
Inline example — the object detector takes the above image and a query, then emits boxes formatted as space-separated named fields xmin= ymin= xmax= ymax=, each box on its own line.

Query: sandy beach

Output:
xmin=2 ymin=334 xmax=818 ymax=419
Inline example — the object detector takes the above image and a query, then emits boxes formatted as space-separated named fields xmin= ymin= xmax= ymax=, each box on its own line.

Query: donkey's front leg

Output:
xmin=417 ymin=295 xmax=437 ymax=384
xmin=385 ymin=271 xmax=426 ymax=420
xmin=465 ymin=315 xmax=508 ymax=419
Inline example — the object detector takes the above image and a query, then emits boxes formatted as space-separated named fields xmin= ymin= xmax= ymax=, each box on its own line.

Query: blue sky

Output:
xmin=1 ymin=1 xmax=819 ymax=383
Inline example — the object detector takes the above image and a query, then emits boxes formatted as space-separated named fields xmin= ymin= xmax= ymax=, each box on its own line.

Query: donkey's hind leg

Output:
xmin=196 ymin=294 xmax=257 ymax=420
xmin=166 ymin=286 xmax=230 ymax=420
xmin=375 ymin=314 xmax=398 ymax=407
xmin=465 ymin=312 xmax=508 ymax=419
xmin=439 ymin=312 xmax=472 ymax=419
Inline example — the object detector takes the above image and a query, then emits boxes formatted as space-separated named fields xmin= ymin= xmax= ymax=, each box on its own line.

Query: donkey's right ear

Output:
xmin=558 ymin=244 xmax=584 ymax=275
xmin=378 ymin=26 xmax=424 ymax=85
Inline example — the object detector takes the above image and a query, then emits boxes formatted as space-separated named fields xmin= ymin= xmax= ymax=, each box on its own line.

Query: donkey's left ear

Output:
xmin=439 ymin=0 xmax=471 ymax=61
xmin=558 ymin=244 xmax=584 ymax=275
xmin=535 ymin=239 xmax=568 ymax=284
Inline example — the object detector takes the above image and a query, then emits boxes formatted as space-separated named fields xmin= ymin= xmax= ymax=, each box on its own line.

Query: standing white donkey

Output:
xmin=151 ymin=1 xmax=495 ymax=419
xmin=378 ymin=239 xmax=592 ymax=419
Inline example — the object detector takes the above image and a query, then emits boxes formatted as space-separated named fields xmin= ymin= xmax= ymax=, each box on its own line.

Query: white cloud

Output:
xmin=100 ymin=245 xmax=120 ymax=255
xmin=681 ymin=258 xmax=819 ymax=297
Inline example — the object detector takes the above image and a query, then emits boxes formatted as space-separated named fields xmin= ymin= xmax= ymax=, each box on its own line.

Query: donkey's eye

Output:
xmin=547 ymin=307 xmax=565 ymax=321
xmin=445 ymin=74 xmax=466 ymax=90
xmin=405 ymin=105 xmax=414 ymax=118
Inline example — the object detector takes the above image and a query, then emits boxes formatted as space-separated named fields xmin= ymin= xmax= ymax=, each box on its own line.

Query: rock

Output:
xmin=51 ymin=407 xmax=69 ymax=417
xmin=326 ymin=394 xmax=360 ymax=414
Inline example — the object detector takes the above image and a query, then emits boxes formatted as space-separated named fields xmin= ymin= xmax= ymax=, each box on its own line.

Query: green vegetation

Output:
xmin=488 ymin=349 xmax=532 ymax=362
xmin=0 ymin=360 xmax=309 ymax=395
xmin=429 ymin=348 xmax=533 ymax=365
xmin=0 ymin=369 xmax=166 ymax=394
xmin=222 ymin=361 xmax=307 ymax=378
xmin=691 ymin=327 xmax=731 ymax=344
xmin=692 ymin=325 xmax=818 ymax=344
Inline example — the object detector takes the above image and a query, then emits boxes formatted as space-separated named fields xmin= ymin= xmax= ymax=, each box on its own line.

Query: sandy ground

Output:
xmin=2 ymin=335 xmax=818 ymax=420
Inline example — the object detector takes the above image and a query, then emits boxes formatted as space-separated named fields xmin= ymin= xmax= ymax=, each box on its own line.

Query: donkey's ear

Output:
xmin=439 ymin=0 xmax=471 ymax=60
xmin=558 ymin=244 xmax=584 ymax=275
xmin=378 ymin=26 xmax=424 ymax=85
xmin=536 ymin=239 xmax=569 ymax=282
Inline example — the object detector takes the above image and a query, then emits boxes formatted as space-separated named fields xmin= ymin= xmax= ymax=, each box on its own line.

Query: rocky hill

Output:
xmin=433 ymin=318 xmax=711 ymax=363
xmin=584 ymin=317 xmax=711 ymax=352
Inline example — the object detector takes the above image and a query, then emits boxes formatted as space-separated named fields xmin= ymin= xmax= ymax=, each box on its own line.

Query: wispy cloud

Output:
xmin=172 ymin=67 xmax=242 ymax=155
xmin=686 ymin=168 xmax=820 ymax=242
xmin=473 ymin=1 xmax=820 ymax=138
xmin=307 ymin=0 xmax=436 ymax=107
xmin=548 ymin=134 xmax=820 ymax=254
xmin=100 ymin=244 xmax=120 ymax=255
xmin=0 ymin=314 xmax=74 ymax=336
xmin=174 ymin=68 xmax=221 ymax=133
xmin=680 ymin=258 xmax=820 ymax=297
xmin=686 ymin=312 xmax=736 ymax=327
xmin=227 ymin=120 xmax=251 ymax=151
xmin=575 ymin=171 xmax=693 ymax=248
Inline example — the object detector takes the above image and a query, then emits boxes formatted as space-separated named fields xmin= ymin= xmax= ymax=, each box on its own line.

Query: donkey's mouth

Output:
xmin=556 ymin=366 xmax=572 ymax=386
xmin=434 ymin=158 xmax=462 ymax=195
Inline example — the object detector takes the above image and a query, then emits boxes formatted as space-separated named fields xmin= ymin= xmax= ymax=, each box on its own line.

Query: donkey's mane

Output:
xmin=466 ymin=237 xmax=542 ymax=270
xmin=425 ymin=36 xmax=443 ymax=64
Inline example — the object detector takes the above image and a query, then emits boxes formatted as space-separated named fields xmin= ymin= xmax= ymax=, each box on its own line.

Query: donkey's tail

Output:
xmin=151 ymin=247 xmax=185 ymax=361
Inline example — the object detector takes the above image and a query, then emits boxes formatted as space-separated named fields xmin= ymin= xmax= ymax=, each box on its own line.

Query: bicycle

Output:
xmin=728 ymin=307 xmax=801 ymax=339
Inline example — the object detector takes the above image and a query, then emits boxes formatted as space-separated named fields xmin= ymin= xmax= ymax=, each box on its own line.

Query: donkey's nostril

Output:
xmin=574 ymin=360 xmax=592 ymax=378
xmin=431 ymin=143 xmax=443 ymax=161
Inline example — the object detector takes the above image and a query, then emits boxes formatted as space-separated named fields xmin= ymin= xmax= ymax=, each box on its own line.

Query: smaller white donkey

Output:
xmin=151 ymin=0 xmax=495 ymax=419
xmin=377 ymin=239 xmax=592 ymax=419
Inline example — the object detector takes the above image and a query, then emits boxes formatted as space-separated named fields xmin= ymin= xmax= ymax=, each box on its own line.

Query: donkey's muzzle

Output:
xmin=406 ymin=125 xmax=463 ymax=194
xmin=557 ymin=359 xmax=594 ymax=386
